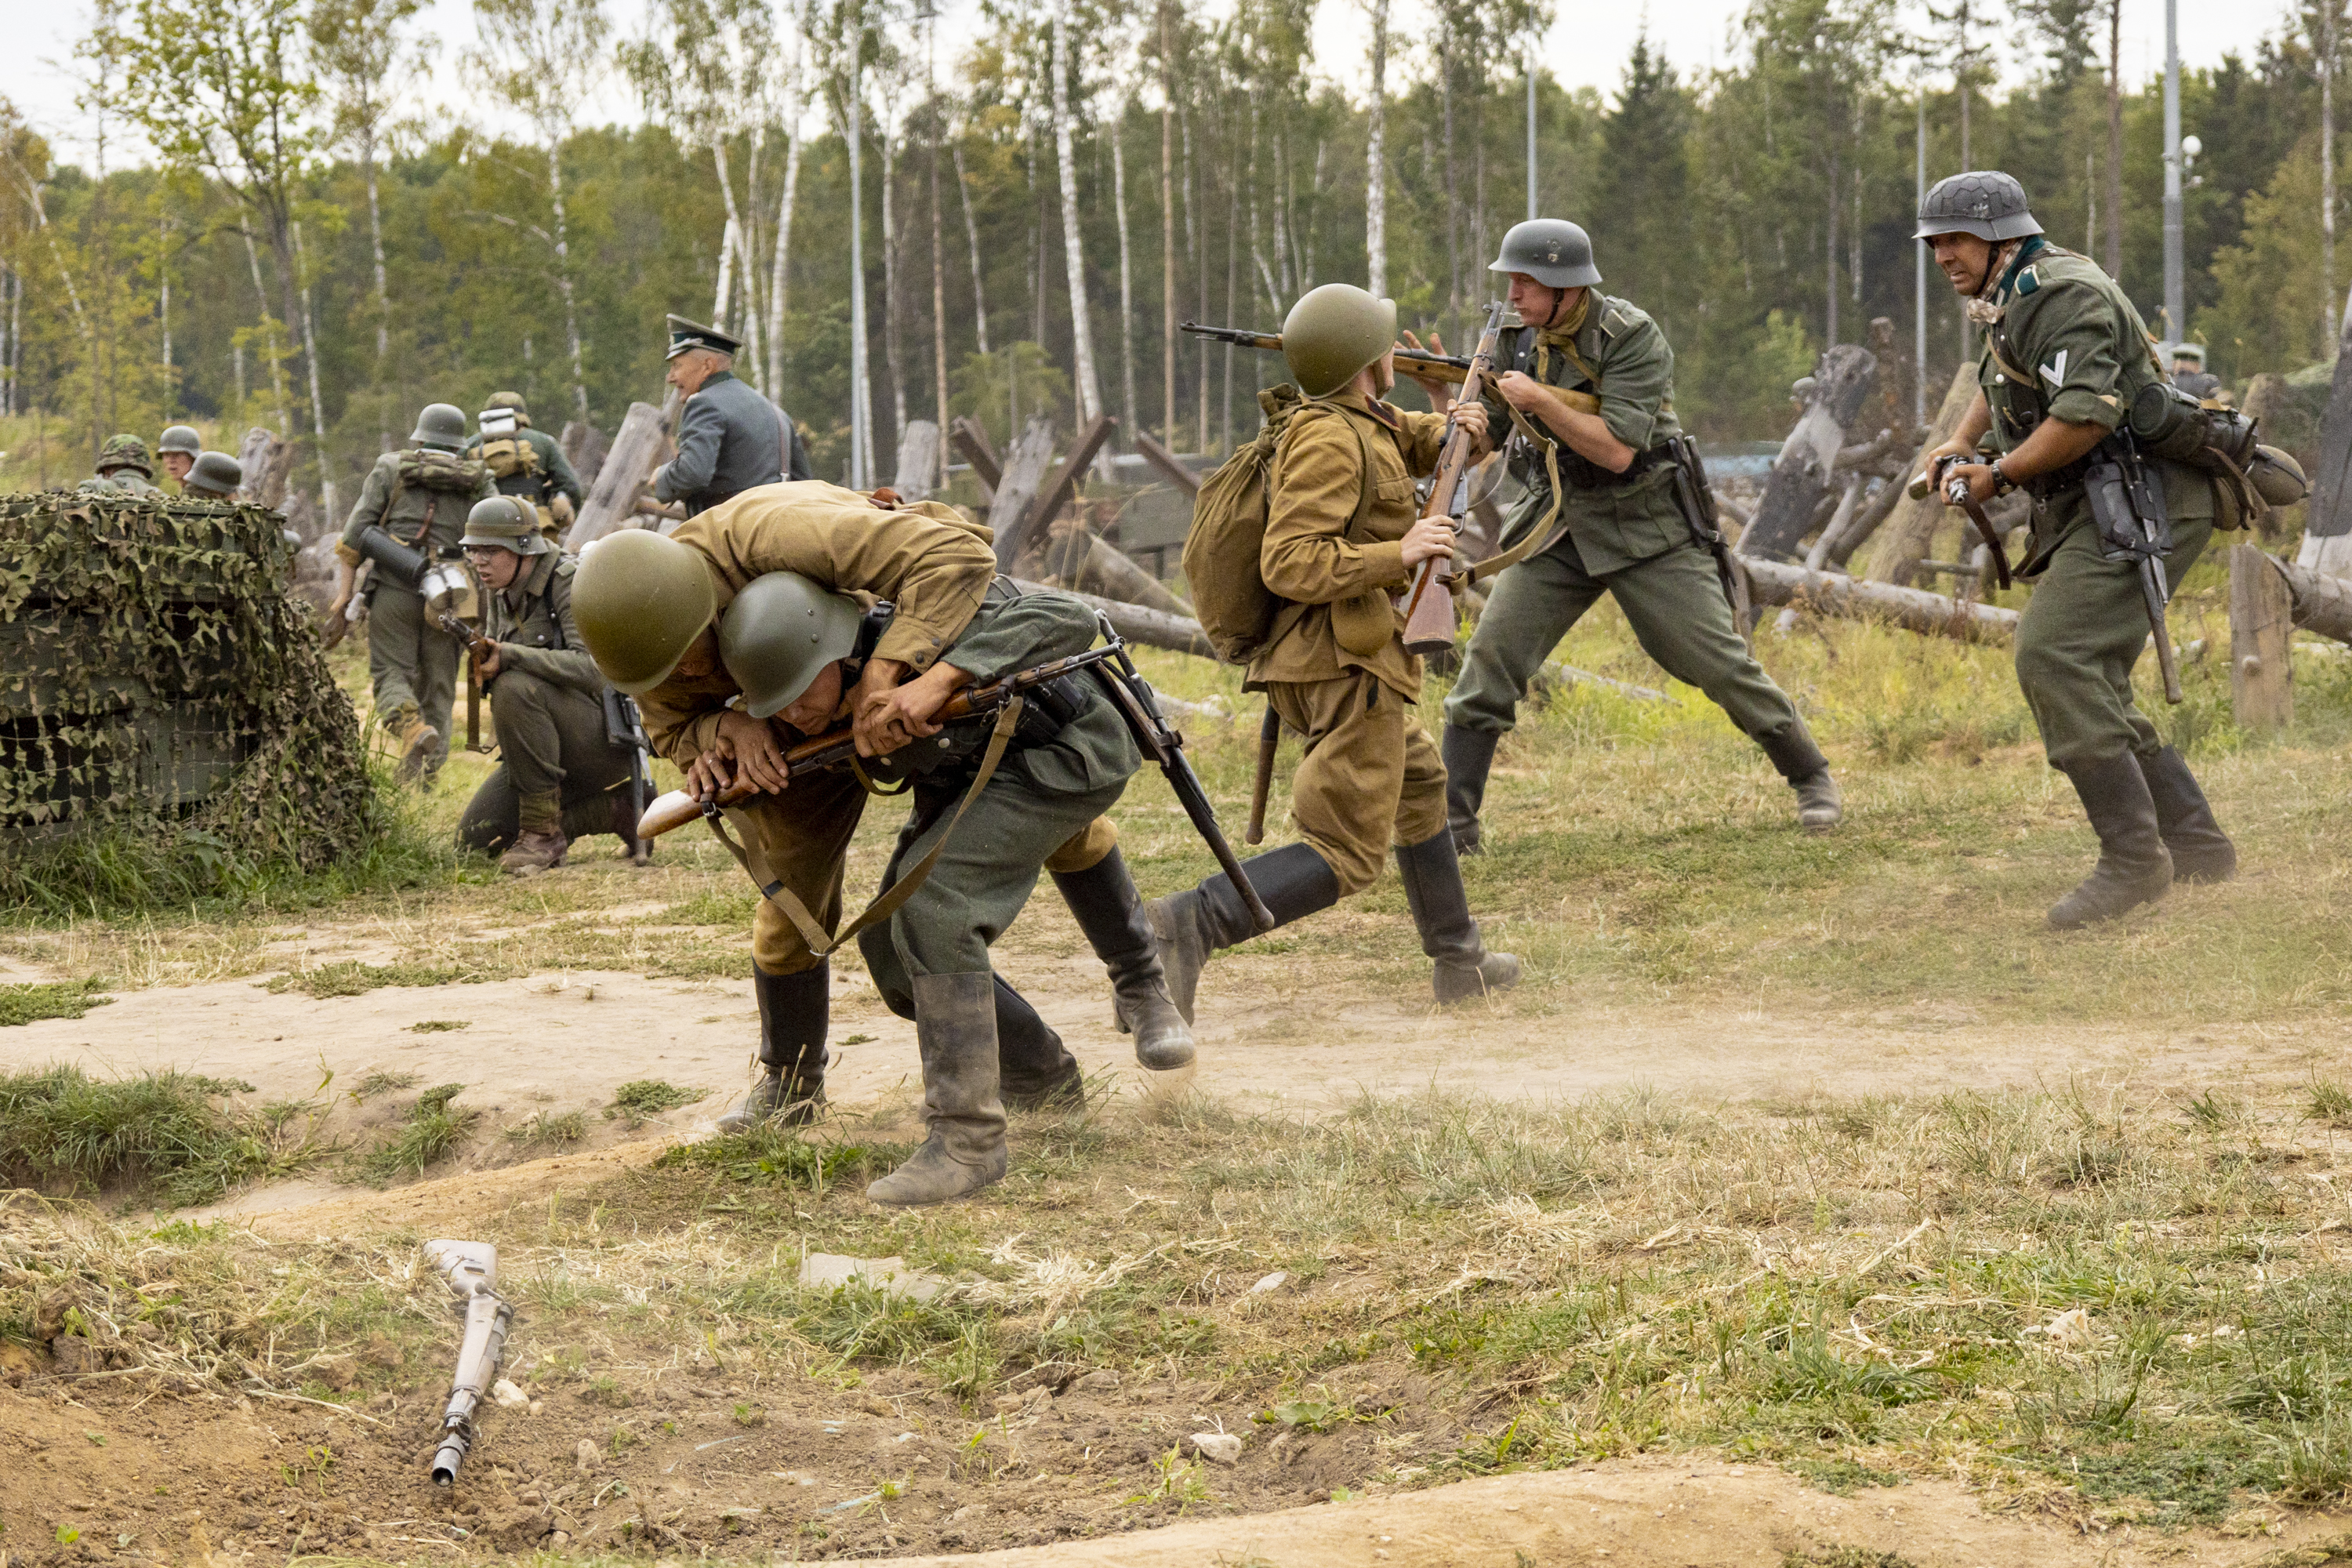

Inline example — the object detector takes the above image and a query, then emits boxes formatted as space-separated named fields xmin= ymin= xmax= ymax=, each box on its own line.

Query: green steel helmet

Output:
xmin=2172 ymin=343 xmax=2206 ymax=364
xmin=156 ymin=424 xmax=201 ymax=459
xmin=1488 ymin=219 xmax=1602 ymax=289
xmin=186 ymin=451 xmax=242 ymax=497
xmin=486 ymin=390 xmax=531 ymax=427
xmin=718 ymin=572 xmax=865 ymax=719
xmin=96 ymin=433 xmax=154 ymax=477
xmin=459 ymin=495 xmax=550 ymax=556
xmin=409 ymin=402 xmax=470 ymax=451
xmin=572 ymin=528 xmax=718 ymax=694
xmin=1282 ymin=284 xmax=1399 ymax=398
xmin=1915 ymin=170 xmax=2043 ymax=241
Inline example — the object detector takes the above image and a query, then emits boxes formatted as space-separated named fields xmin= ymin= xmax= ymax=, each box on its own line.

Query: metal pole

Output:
xmin=1526 ymin=44 xmax=1538 ymax=220
xmin=849 ymin=1 xmax=869 ymax=488
xmin=1915 ymin=80 xmax=1928 ymax=429
xmin=2161 ymin=0 xmax=2184 ymax=343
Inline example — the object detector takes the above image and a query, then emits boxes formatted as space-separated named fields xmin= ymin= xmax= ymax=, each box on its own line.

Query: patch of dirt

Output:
xmin=0 ymin=1377 xmax=2339 ymax=1568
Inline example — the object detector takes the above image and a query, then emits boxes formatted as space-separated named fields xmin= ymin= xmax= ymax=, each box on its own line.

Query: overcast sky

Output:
xmin=0 ymin=0 xmax=2272 ymax=171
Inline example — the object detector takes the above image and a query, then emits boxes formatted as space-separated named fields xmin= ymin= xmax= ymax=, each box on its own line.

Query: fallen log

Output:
xmin=1737 ymin=343 xmax=1879 ymax=561
xmin=1044 ymin=517 xmax=1194 ymax=617
xmin=569 ymin=396 xmax=673 ymax=550
xmin=1134 ymin=430 xmax=1201 ymax=497
xmin=1012 ymin=577 xmax=1214 ymax=659
xmin=949 ymin=416 xmax=1003 ymax=497
xmin=1740 ymin=557 xmax=2020 ymax=644
xmin=2266 ymin=552 xmax=2352 ymax=644
xmin=561 ymin=419 xmax=612 ymax=492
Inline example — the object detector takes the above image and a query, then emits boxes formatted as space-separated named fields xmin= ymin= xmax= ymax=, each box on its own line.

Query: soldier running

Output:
xmin=464 ymin=392 xmax=586 ymax=543
xmin=570 ymin=485 xmax=1191 ymax=1203
xmin=1915 ymin=170 xmax=2234 ymax=927
xmin=1423 ymin=220 xmax=1841 ymax=853
xmin=653 ymin=317 xmax=815 ymax=517
xmin=1146 ymin=283 xmax=1519 ymax=1019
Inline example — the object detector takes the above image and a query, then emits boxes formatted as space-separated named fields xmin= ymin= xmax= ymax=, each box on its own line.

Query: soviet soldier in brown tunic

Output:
xmin=1149 ymin=283 xmax=1520 ymax=1020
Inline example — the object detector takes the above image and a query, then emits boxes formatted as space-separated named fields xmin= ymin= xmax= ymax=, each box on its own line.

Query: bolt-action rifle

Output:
xmin=424 ymin=1240 xmax=513 ymax=1486
xmin=1396 ymin=301 xmax=1512 ymax=656
xmin=1181 ymin=320 xmax=1473 ymax=377
xmin=1909 ymin=453 xmax=2015 ymax=591
xmin=433 ymin=609 xmax=498 ymax=752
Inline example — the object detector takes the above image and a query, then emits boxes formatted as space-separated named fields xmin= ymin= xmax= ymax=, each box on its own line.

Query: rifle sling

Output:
xmin=699 ymin=695 xmax=1028 ymax=959
xmin=1463 ymin=402 xmax=1567 ymax=584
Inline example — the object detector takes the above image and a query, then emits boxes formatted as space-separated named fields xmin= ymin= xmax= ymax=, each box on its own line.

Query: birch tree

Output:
xmin=310 ymin=0 xmax=426 ymax=452
xmin=469 ymin=0 xmax=606 ymax=423
xmin=1051 ymin=0 xmax=1105 ymax=423
xmin=1365 ymin=0 xmax=1390 ymax=296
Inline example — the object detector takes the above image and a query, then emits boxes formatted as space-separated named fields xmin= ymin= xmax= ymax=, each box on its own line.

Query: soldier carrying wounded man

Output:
xmin=571 ymin=482 xmax=1191 ymax=1206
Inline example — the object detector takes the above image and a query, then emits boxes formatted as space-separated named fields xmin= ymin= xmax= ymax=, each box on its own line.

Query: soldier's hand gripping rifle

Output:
xmin=424 ymin=1240 xmax=513 ymax=1486
xmin=1181 ymin=320 xmax=1473 ymax=378
xmin=434 ymin=608 xmax=497 ymax=752
xmin=1397 ymin=301 xmax=1512 ymax=657
xmin=1909 ymin=454 xmax=2014 ymax=591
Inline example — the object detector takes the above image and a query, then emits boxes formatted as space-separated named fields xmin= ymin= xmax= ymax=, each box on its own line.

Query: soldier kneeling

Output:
xmin=453 ymin=498 xmax=648 ymax=875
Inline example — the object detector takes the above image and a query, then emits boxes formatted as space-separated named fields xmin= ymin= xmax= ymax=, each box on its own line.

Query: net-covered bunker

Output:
xmin=0 ymin=491 xmax=372 ymax=866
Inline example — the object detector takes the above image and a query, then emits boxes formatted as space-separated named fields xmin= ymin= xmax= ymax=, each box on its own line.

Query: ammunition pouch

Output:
xmin=477 ymin=437 xmax=541 ymax=483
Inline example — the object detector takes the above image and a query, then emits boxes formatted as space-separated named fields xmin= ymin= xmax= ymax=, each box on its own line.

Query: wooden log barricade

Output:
xmin=2230 ymin=544 xmax=2295 ymax=732
xmin=1738 ymin=557 xmax=2020 ymax=644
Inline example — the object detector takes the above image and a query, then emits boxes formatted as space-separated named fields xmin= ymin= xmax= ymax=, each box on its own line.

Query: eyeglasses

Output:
xmin=462 ymin=545 xmax=508 ymax=560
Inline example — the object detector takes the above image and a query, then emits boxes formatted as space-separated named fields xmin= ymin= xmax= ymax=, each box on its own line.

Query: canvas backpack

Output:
xmin=1181 ymin=384 xmax=1376 ymax=665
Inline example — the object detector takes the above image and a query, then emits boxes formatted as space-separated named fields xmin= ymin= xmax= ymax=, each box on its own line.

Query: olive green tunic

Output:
xmin=336 ymin=448 xmax=495 ymax=763
xmin=472 ymin=550 xmax=632 ymax=820
xmin=1976 ymin=241 xmax=2220 ymax=766
xmin=1444 ymin=292 xmax=1801 ymax=746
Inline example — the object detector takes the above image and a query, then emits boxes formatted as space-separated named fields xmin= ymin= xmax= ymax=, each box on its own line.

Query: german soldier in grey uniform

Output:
xmin=652 ymin=316 xmax=815 ymax=517
xmin=1423 ymin=220 xmax=1840 ymax=853
xmin=329 ymin=404 xmax=495 ymax=782
xmin=453 ymin=497 xmax=644 ymax=875
xmin=463 ymin=391 xmax=585 ymax=541
xmin=1917 ymin=171 xmax=2236 ymax=927
xmin=155 ymin=426 xmax=202 ymax=488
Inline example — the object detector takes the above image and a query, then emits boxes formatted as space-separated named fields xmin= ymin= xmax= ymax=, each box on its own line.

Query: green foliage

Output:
xmin=355 ymin=1082 xmax=478 ymax=1182
xmin=0 ymin=1063 xmax=318 ymax=1205
xmin=608 ymin=1079 xmax=706 ymax=1123
xmin=654 ymin=1127 xmax=903 ymax=1192
xmin=0 ymin=979 xmax=113 ymax=1027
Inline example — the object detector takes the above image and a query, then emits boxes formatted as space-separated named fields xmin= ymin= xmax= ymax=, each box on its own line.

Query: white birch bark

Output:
xmin=1051 ymin=0 xmax=1105 ymax=422
xmin=1366 ymin=0 xmax=1389 ymax=296
xmin=714 ymin=212 xmax=738 ymax=321
xmin=1112 ymin=98 xmax=1138 ymax=446
xmin=765 ymin=31 xmax=804 ymax=394
xmin=954 ymin=141 xmax=991 ymax=354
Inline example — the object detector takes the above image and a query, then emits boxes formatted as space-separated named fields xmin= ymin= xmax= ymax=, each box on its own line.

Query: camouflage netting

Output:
xmin=0 ymin=490 xmax=373 ymax=868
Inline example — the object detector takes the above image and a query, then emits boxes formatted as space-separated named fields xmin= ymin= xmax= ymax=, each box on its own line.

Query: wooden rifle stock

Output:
xmin=1397 ymin=303 xmax=1511 ymax=656
xmin=633 ymin=646 xmax=1121 ymax=841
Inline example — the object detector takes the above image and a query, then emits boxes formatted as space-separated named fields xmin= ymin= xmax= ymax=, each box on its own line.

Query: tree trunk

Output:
xmin=1045 ymin=517 xmax=1193 ymax=615
xmin=1160 ymin=0 xmax=1178 ymax=449
xmin=1366 ymin=0 xmax=1389 ymax=298
xmin=953 ymin=142 xmax=991 ymax=356
xmin=931 ymin=101 xmax=951 ymax=492
xmin=1738 ymin=343 xmax=1879 ymax=561
xmin=1740 ymin=556 xmax=2020 ymax=643
xmin=1441 ymin=36 xmax=1460 ymax=343
xmin=1011 ymin=577 xmax=1213 ymax=657
xmin=883 ymin=119 xmax=907 ymax=459
xmin=989 ymin=415 xmax=1061 ymax=569
xmin=2299 ymin=300 xmax=2352 ymax=575
xmin=1113 ymin=104 xmax=1138 ymax=448
xmin=768 ymin=117 xmax=803 ymax=395
xmin=1863 ymin=362 xmax=1980 ymax=583
xmin=2327 ymin=0 xmax=2340 ymax=343
xmin=292 ymin=220 xmax=336 ymax=526
xmin=1051 ymin=0 xmax=1105 ymax=423
xmin=893 ymin=419 xmax=942 ymax=501
xmin=559 ymin=419 xmax=610 ymax=491
xmin=544 ymin=143 xmax=589 ymax=423
xmin=239 ymin=227 xmax=290 ymax=433
xmin=364 ymin=123 xmax=392 ymax=452
xmin=712 ymin=139 xmax=764 ymax=391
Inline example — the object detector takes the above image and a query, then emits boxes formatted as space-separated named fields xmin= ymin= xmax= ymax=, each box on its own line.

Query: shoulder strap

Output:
xmin=1295 ymin=397 xmax=1381 ymax=541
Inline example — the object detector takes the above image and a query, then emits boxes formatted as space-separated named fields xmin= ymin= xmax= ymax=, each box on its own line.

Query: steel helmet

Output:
xmin=459 ymin=495 xmax=551 ymax=557
xmin=718 ymin=572 xmax=865 ymax=719
xmin=572 ymin=528 xmax=717 ymax=694
xmin=1282 ymin=284 xmax=1399 ymax=398
xmin=1915 ymin=171 xmax=2043 ymax=241
xmin=186 ymin=451 xmax=243 ymax=497
xmin=1489 ymin=219 xmax=1602 ymax=289
xmin=409 ymin=402 xmax=470 ymax=451
xmin=96 ymin=434 xmax=154 ymax=477
xmin=156 ymin=425 xmax=202 ymax=459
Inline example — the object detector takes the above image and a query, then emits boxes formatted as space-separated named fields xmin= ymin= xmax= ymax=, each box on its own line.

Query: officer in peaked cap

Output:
xmin=652 ymin=314 xmax=814 ymax=517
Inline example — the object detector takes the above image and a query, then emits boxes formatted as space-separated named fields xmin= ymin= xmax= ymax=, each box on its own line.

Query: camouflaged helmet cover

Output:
xmin=409 ymin=402 xmax=470 ymax=451
xmin=1489 ymin=219 xmax=1602 ymax=289
xmin=572 ymin=528 xmax=718 ymax=695
xmin=187 ymin=451 xmax=243 ymax=497
xmin=156 ymin=424 xmax=202 ymax=458
xmin=96 ymin=434 xmax=154 ymax=477
xmin=459 ymin=495 xmax=551 ymax=556
xmin=1283 ymin=284 xmax=1399 ymax=398
xmin=1915 ymin=170 xmax=2044 ymax=241
xmin=719 ymin=571 xmax=865 ymax=719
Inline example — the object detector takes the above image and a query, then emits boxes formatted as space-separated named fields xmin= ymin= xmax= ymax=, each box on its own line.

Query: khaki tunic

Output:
xmin=1247 ymin=390 xmax=1452 ymax=894
xmin=635 ymin=489 xmax=1114 ymax=973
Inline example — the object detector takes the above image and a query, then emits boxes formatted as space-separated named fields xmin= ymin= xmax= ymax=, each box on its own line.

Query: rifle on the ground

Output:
xmin=434 ymin=609 xmax=497 ymax=752
xmin=1181 ymin=320 xmax=1473 ymax=377
xmin=1910 ymin=453 xmax=2015 ymax=591
xmin=424 ymin=1239 xmax=513 ymax=1486
xmin=1397 ymin=301 xmax=1512 ymax=656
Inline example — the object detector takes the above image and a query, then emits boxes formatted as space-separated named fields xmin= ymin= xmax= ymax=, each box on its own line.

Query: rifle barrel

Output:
xmin=1179 ymin=320 xmax=1472 ymax=372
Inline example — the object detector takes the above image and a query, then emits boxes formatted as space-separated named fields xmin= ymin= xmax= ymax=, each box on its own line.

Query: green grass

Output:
xmin=354 ymin=1083 xmax=478 ymax=1183
xmin=506 ymin=1109 xmax=589 ymax=1149
xmin=0 ymin=1064 xmax=321 ymax=1206
xmin=266 ymin=960 xmax=519 ymax=997
xmin=0 ymin=978 xmax=112 ymax=1026
xmin=608 ymin=1080 xmax=709 ymax=1123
